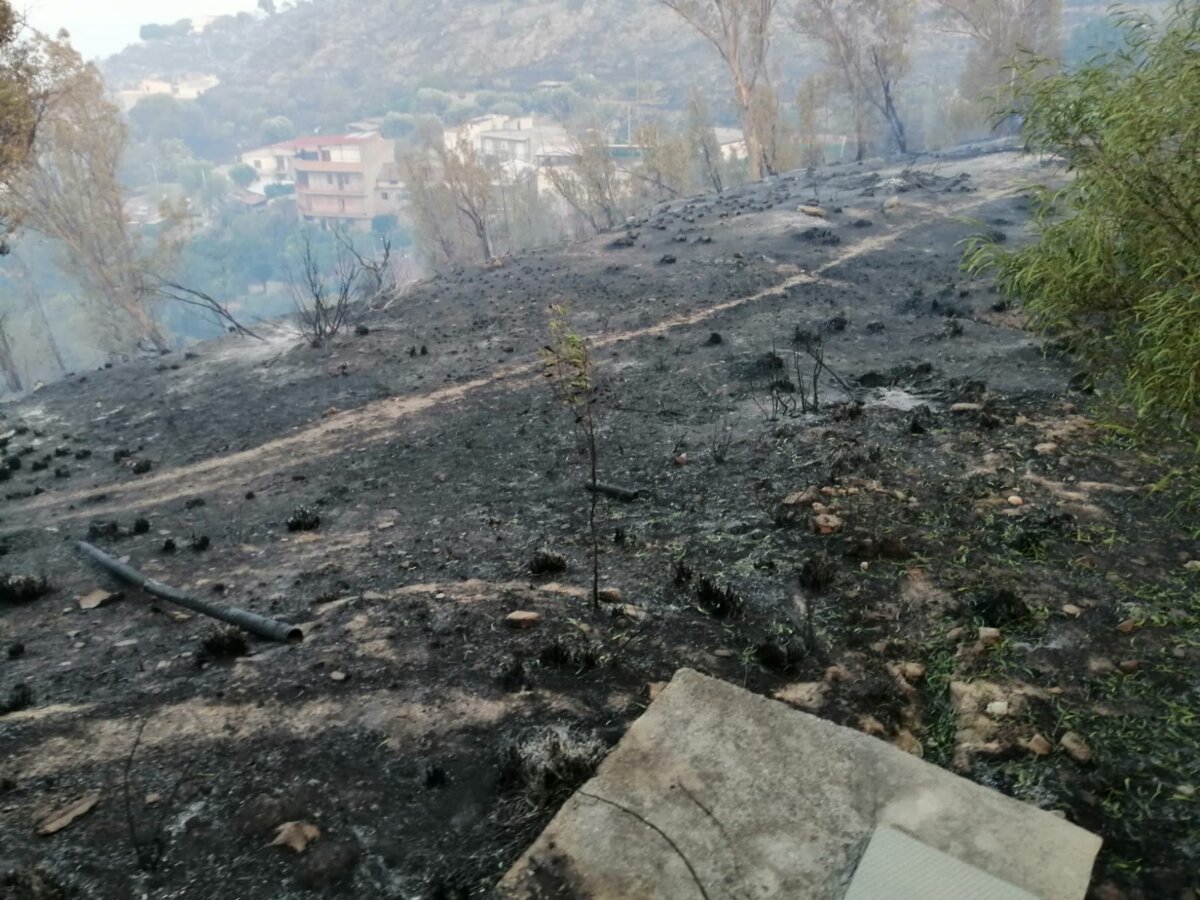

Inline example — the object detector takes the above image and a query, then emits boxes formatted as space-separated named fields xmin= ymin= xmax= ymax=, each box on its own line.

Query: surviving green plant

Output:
xmin=963 ymin=1 xmax=1200 ymax=443
xmin=542 ymin=304 xmax=601 ymax=608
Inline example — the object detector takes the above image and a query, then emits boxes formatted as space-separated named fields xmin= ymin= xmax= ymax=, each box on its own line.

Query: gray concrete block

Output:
xmin=500 ymin=668 xmax=1100 ymax=900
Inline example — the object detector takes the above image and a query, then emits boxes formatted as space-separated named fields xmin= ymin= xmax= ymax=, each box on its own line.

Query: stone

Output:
xmin=799 ymin=205 xmax=827 ymax=218
xmin=329 ymin=671 xmax=348 ymax=683
xmin=950 ymin=402 xmax=983 ymax=413
xmin=813 ymin=513 xmax=844 ymax=535
xmin=897 ymin=661 xmax=927 ymax=683
xmin=1118 ymin=659 xmax=1141 ymax=674
xmin=946 ymin=626 xmax=967 ymax=641
xmin=1025 ymin=734 xmax=1054 ymax=756
xmin=1061 ymin=603 xmax=1082 ymax=617
xmin=1087 ymin=656 xmax=1115 ymax=675
xmin=1059 ymin=731 xmax=1092 ymax=763
xmin=773 ymin=682 xmax=827 ymax=712
xmin=500 ymin=669 xmax=1100 ymax=900
xmin=1115 ymin=618 xmax=1139 ymax=635
xmin=782 ymin=487 xmax=820 ymax=507
xmin=1034 ymin=442 xmax=1059 ymax=456
xmin=978 ymin=626 xmax=1002 ymax=646
xmin=646 ymin=682 xmax=668 ymax=701
xmin=1007 ymin=495 xmax=1025 ymax=507
xmin=505 ymin=611 xmax=541 ymax=629
xmin=986 ymin=700 xmax=1010 ymax=718
xmin=1184 ymin=560 xmax=1200 ymax=573
xmin=597 ymin=588 xmax=622 ymax=603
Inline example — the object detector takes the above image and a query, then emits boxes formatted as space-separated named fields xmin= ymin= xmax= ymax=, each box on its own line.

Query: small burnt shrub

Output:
xmin=287 ymin=507 xmax=321 ymax=532
xmin=1 ymin=682 xmax=33 ymax=716
xmin=499 ymin=725 xmax=606 ymax=809
xmin=798 ymin=551 xmax=837 ymax=593
xmin=86 ymin=519 xmax=122 ymax=541
xmin=696 ymin=576 xmax=744 ymax=619
xmin=196 ymin=627 xmax=248 ymax=664
xmin=755 ymin=632 xmax=807 ymax=674
xmin=0 ymin=574 xmax=49 ymax=605
xmin=493 ymin=655 xmax=529 ymax=691
xmin=968 ymin=587 xmax=1031 ymax=628
xmin=672 ymin=558 xmax=693 ymax=587
xmin=528 ymin=549 xmax=567 ymax=576
xmin=538 ymin=633 xmax=601 ymax=672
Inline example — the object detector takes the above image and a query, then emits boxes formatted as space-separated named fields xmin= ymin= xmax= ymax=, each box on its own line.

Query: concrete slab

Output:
xmin=844 ymin=826 xmax=1038 ymax=900
xmin=499 ymin=669 xmax=1100 ymax=900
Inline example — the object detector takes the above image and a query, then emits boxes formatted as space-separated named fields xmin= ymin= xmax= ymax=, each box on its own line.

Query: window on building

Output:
xmin=338 ymin=198 xmax=346 ymax=212
xmin=320 ymin=150 xmax=332 ymax=162
xmin=253 ymin=160 xmax=262 ymax=169
xmin=327 ymin=174 xmax=334 ymax=185
xmin=380 ymin=192 xmax=388 ymax=200
xmin=296 ymin=172 xmax=309 ymax=187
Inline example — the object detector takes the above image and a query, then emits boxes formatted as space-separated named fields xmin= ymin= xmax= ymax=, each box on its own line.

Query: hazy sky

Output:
xmin=20 ymin=0 xmax=256 ymax=60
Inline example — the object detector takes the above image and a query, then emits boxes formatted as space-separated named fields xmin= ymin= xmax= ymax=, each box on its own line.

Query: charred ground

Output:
xmin=1 ymin=150 xmax=1197 ymax=899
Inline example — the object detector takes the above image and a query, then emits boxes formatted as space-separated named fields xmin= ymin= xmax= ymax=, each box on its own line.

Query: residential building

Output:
xmin=442 ymin=114 xmax=533 ymax=155
xmin=477 ymin=124 xmax=572 ymax=167
xmin=374 ymin=163 xmax=406 ymax=217
xmin=713 ymin=127 xmax=748 ymax=161
xmin=292 ymin=132 xmax=397 ymax=228
xmin=240 ymin=140 xmax=299 ymax=185
xmin=115 ymin=74 xmax=219 ymax=111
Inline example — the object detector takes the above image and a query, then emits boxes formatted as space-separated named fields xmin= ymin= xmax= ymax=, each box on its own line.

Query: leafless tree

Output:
xmin=934 ymin=0 xmax=1062 ymax=116
xmin=403 ymin=127 xmax=496 ymax=265
xmin=659 ymin=0 xmax=778 ymax=180
xmin=688 ymin=91 xmax=726 ymax=194
xmin=544 ymin=125 xmax=627 ymax=234
xmin=0 ymin=314 xmax=22 ymax=392
xmin=287 ymin=231 xmax=358 ymax=346
xmin=341 ymin=233 xmax=395 ymax=305
xmin=153 ymin=279 xmax=265 ymax=341
xmin=794 ymin=0 xmax=915 ymax=157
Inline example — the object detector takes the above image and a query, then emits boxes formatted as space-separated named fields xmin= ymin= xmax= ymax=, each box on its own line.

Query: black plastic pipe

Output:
xmin=76 ymin=540 xmax=303 ymax=644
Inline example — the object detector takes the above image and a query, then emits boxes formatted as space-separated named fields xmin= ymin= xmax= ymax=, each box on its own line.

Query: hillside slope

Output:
xmin=1 ymin=151 xmax=1197 ymax=898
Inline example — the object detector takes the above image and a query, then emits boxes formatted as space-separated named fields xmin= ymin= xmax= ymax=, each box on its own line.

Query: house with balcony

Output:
xmin=292 ymin=132 xmax=397 ymax=229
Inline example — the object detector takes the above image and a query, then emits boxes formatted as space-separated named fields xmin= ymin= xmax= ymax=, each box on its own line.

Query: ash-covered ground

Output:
xmin=2 ymin=150 xmax=1197 ymax=899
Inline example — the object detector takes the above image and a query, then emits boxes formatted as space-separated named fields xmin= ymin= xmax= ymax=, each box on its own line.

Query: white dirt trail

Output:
xmin=13 ymin=187 xmax=1014 ymax=523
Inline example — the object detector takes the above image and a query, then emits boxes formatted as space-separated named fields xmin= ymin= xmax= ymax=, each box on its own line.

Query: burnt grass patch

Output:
xmin=0 ymin=154 xmax=1196 ymax=898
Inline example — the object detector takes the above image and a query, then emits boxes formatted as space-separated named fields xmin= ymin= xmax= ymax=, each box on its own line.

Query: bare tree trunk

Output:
xmin=29 ymin=292 xmax=66 ymax=373
xmin=737 ymin=87 xmax=764 ymax=181
xmin=854 ymin=103 xmax=867 ymax=162
xmin=0 ymin=318 xmax=24 ymax=393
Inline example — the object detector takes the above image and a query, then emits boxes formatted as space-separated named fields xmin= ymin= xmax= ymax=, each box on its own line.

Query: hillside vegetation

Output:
xmin=103 ymin=0 xmax=722 ymax=151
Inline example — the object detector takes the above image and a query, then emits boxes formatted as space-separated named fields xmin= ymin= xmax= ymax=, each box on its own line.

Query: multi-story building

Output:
xmin=240 ymin=140 xmax=299 ymax=185
xmin=292 ymin=132 xmax=397 ymax=229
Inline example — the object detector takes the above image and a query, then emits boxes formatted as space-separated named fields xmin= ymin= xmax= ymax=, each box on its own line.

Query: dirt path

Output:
xmin=13 ymin=188 xmax=1014 ymax=523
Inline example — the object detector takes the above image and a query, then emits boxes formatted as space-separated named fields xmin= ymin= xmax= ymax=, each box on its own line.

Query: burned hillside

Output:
xmin=1 ymin=150 xmax=1198 ymax=899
